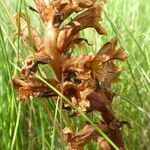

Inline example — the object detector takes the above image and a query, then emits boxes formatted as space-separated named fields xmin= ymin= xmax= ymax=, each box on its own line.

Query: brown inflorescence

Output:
xmin=13 ymin=0 xmax=129 ymax=149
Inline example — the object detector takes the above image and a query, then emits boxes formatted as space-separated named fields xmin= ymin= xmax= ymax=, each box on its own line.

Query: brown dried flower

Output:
xmin=12 ymin=0 xmax=128 ymax=149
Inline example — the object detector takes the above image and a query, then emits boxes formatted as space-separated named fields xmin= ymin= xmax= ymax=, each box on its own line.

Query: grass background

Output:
xmin=0 ymin=0 xmax=149 ymax=149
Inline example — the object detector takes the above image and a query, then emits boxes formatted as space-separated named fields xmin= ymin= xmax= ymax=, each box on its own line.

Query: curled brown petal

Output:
xmin=12 ymin=77 xmax=58 ymax=100
xmin=57 ymin=4 xmax=106 ymax=52
xmin=21 ymin=52 xmax=52 ymax=77
xmin=52 ymin=0 xmax=96 ymax=23
xmin=64 ymin=121 xmax=125 ymax=150
xmin=96 ymin=37 xmax=128 ymax=62
xmin=66 ymin=4 xmax=106 ymax=35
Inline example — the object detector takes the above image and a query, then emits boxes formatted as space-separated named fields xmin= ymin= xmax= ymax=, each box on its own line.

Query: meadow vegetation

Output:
xmin=0 ymin=0 xmax=149 ymax=149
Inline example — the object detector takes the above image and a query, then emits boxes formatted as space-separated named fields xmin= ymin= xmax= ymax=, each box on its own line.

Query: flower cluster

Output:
xmin=13 ymin=0 xmax=129 ymax=149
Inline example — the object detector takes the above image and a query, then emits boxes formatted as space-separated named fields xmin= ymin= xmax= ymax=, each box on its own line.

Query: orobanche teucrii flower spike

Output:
xmin=13 ymin=0 xmax=129 ymax=149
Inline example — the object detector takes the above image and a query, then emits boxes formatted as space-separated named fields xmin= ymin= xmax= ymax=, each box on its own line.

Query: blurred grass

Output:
xmin=0 ymin=0 xmax=149 ymax=150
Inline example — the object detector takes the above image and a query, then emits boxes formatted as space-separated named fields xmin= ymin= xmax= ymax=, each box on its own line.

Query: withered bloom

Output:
xmin=12 ymin=0 xmax=128 ymax=149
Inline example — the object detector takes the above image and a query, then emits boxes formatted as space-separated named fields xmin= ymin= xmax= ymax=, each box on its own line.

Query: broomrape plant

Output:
xmin=12 ymin=0 xmax=131 ymax=149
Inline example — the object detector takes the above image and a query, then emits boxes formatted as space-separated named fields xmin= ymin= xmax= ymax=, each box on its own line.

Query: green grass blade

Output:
xmin=50 ymin=99 xmax=59 ymax=150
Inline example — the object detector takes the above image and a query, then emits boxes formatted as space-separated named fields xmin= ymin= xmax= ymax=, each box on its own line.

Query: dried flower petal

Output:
xmin=63 ymin=121 xmax=125 ymax=150
xmin=13 ymin=77 xmax=58 ymax=100
xmin=57 ymin=4 xmax=106 ymax=52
